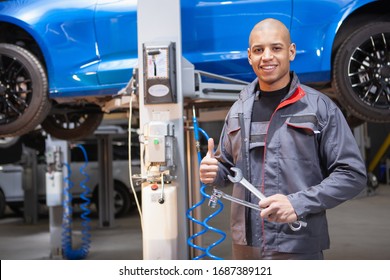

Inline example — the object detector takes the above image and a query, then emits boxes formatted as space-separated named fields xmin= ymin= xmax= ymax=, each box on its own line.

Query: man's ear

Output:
xmin=247 ymin=48 xmax=252 ymax=65
xmin=289 ymin=43 xmax=296 ymax=61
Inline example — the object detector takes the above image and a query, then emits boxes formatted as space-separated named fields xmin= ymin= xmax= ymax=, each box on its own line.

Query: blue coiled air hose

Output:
xmin=186 ymin=109 xmax=226 ymax=260
xmin=62 ymin=144 xmax=91 ymax=260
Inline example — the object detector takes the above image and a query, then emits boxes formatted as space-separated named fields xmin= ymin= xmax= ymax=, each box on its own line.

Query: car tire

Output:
xmin=93 ymin=181 xmax=132 ymax=218
xmin=0 ymin=136 xmax=19 ymax=148
xmin=41 ymin=105 xmax=104 ymax=140
xmin=0 ymin=43 xmax=51 ymax=137
xmin=333 ymin=22 xmax=390 ymax=123
xmin=113 ymin=181 xmax=132 ymax=217
xmin=0 ymin=190 xmax=6 ymax=218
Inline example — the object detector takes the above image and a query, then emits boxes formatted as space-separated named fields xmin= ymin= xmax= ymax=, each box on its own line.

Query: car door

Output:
xmin=181 ymin=0 xmax=293 ymax=82
xmin=95 ymin=0 xmax=293 ymax=85
xmin=95 ymin=0 xmax=137 ymax=86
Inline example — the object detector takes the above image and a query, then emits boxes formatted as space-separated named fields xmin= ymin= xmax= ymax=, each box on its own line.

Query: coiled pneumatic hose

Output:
xmin=62 ymin=144 xmax=91 ymax=260
xmin=186 ymin=108 xmax=226 ymax=260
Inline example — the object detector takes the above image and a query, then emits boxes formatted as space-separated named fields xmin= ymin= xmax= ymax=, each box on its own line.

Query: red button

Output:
xmin=151 ymin=184 xmax=158 ymax=191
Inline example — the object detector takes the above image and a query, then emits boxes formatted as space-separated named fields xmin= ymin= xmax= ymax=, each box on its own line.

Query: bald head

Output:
xmin=249 ymin=18 xmax=291 ymax=47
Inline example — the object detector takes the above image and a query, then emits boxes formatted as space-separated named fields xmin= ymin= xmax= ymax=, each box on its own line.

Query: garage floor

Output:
xmin=1 ymin=184 xmax=389 ymax=260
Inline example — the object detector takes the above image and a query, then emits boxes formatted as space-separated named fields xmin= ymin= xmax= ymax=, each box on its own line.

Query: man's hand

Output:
xmin=199 ymin=138 xmax=219 ymax=184
xmin=259 ymin=194 xmax=298 ymax=224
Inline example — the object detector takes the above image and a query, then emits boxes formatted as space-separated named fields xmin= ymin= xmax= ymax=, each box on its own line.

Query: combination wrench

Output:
xmin=224 ymin=167 xmax=307 ymax=231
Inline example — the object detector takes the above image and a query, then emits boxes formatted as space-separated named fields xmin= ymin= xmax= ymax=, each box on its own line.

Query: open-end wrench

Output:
xmin=227 ymin=167 xmax=307 ymax=232
xmin=227 ymin=167 xmax=267 ymax=200
xmin=209 ymin=188 xmax=261 ymax=211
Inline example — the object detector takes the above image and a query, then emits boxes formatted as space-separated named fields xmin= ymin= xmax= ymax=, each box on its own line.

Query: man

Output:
xmin=199 ymin=18 xmax=367 ymax=260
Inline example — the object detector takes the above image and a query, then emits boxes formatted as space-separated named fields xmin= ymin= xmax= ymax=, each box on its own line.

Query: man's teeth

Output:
xmin=262 ymin=65 xmax=276 ymax=70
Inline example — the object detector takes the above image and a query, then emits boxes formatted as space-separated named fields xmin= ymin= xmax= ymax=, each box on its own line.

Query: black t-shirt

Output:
xmin=251 ymin=83 xmax=290 ymax=122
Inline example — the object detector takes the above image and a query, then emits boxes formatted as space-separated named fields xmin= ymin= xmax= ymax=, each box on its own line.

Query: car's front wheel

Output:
xmin=333 ymin=22 xmax=390 ymax=123
xmin=0 ymin=43 xmax=51 ymax=137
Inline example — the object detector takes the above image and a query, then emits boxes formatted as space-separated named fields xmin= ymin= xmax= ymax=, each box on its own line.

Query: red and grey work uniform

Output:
xmin=211 ymin=72 xmax=367 ymax=255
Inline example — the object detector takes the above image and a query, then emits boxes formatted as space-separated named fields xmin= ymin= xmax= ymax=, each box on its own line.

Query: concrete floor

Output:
xmin=0 ymin=184 xmax=389 ymax=260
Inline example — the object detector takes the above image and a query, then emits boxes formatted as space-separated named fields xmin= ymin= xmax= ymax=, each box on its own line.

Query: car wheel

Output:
xmin=93 ymin=181 xmax=132 ymax=218
xmin=333 ymin=22 xmax=390 ymax=123
xmin=113 ymin=181 xmax=132 ymax=217
xmin=0 ymin=43 xmax=51 ymax=137
xmin=0 ymin=190 xmax=6 ymax=218
xmin=41 ymin=104 xmax=104 ymax=140
xmin=0 ymin=136 xmax=19 ymax=148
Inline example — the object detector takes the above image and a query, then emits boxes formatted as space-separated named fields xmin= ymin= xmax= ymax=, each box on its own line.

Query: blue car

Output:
xmin=0 ymin=0 xmax=388 ymax=140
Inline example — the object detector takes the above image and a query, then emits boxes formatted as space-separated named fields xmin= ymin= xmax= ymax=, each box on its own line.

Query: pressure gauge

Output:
xmin=143 ymin=42 xmax=177 ymax=104
xmin=146 ymin=49 xmax=168 ymax=79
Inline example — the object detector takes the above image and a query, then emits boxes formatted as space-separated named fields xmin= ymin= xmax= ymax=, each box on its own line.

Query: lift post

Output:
xmin=137 ymin=0 xmax=188 ymax=259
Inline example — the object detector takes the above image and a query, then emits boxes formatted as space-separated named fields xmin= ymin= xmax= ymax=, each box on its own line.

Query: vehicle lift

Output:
xmin=43 ymin=0 xmax=245 ymax=260
xmin=44 ymin=127 xmax=126 ymax=259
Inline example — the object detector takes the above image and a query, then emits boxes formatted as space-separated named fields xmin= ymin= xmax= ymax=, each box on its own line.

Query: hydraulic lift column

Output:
xmin=137 ymin=0 xmax=188 ymax=259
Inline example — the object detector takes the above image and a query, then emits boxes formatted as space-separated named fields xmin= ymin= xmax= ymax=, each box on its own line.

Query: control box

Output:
xmin=143 ymin=121 xmax=175 ymax=170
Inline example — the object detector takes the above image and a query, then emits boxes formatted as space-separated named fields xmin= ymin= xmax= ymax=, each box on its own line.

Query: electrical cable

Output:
xmin=186 ymin=108 xmax=226 ymax=260
xmin=127 ymin=76 xmax=144 ymax=231
xmin=62 ymin=144 xmax=91 ymax=260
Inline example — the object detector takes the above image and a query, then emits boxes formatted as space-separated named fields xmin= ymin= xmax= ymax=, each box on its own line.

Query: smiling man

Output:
xmin=199 ymin=18 xmax=367 ymax=260
xmin=248 ymin=19 xmax=296 ymax=91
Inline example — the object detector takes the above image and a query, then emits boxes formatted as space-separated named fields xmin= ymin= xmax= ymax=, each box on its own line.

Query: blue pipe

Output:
xmin=186 ymin=109 xmax=226 ymax=260
xmin=62 ymin=144 xmax=91 ymax=260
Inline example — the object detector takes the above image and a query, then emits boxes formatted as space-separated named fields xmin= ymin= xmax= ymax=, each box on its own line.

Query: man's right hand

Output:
xmin=199 ymin=138 xmax=219 ymax=184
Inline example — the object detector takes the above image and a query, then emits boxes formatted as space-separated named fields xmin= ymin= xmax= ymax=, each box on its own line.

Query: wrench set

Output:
xmin=209 ymin=167 xmax=307 ymax=232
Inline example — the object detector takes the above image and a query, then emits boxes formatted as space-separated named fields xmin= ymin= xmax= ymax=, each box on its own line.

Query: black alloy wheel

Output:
xmin=333 ymin=22 xmax=390 ymax=122
xmin=0 ymin=43 xmax=51 ymax=137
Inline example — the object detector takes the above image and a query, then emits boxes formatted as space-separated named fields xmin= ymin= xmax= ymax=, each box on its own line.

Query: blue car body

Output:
xmin=0 ymin=0 xmax=377 ymax=97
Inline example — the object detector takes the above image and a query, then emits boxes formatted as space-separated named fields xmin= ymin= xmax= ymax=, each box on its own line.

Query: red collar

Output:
xmin=276 ymin=86 xmax=305 ymax=111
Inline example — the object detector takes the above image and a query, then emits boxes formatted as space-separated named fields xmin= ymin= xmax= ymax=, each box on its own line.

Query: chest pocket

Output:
xmin=250 ymin=121 xmax=269 ymax=149
xmin=285 ymin=114 xmax=320 ymax=136
xmin=226 ymin=115 xmax=242 ymax=160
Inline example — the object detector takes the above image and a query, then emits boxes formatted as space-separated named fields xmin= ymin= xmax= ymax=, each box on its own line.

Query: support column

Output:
xmin=137 ymin=0 xmax=188 ymax=259
xmin=22 ymin=146 xmax=38 ymax=224
xmin=97 ymin=134 xmax=115 ymax=228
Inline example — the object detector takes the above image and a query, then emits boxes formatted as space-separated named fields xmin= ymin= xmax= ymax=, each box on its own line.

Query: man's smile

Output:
xmin=260 ymin=64 xmax=277 ymax=72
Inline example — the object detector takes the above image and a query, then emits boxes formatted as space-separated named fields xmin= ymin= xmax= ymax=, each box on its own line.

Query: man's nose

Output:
xmin=262 ymin=48 xmax=273 ymax=60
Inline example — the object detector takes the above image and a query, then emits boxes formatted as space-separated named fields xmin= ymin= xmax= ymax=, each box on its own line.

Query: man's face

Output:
xmin=248 ymin=27 xmax=296 ymax=91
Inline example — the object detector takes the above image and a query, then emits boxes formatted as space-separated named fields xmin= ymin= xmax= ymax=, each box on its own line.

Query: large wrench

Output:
xmin=209 ymin=188 xmax=261 ymax=211
xmin=227 ymin=167 xmax=307 ymax=232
